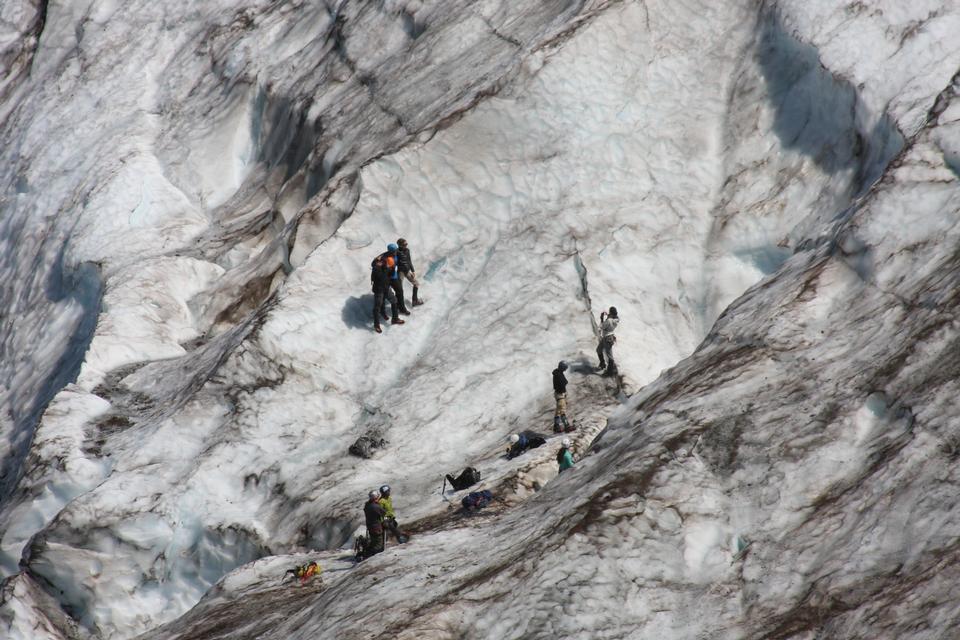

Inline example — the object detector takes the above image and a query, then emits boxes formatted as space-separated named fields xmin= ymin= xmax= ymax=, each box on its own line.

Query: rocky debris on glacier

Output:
xmin=2 ymin=0 xmax=960 ymax=639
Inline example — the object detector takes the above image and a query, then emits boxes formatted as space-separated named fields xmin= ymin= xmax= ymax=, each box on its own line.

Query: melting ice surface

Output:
xmin=2 ymin=0 xmax=960 ymax=638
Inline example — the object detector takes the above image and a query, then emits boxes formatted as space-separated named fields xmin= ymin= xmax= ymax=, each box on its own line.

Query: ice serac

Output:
xmin=3 ymin=0 xmax=960 ymax=639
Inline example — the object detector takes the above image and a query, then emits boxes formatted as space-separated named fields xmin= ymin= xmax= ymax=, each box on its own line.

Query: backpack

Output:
xmin=349 ymin=435 xmax=387 ymax=458
xmin=461 ymin=490 xmax=493 ymax=511
xmin=445 ymin=467 xmax=481 ymax=491
xmin=284 ymin=560 xmax=322 ymax=583
xmin=456 ymin=467 xmax=481 ymax=489
xmin=354 ymin=534 xmax=372 ymax=561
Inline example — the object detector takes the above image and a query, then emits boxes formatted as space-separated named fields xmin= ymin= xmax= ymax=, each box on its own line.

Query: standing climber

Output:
xmin=378 ymin=243 xmax=410 ymax=316
xmin=552 ymin=361 xmax=571 ymax=433
xmin=596 ymin=306 xmax=619 ymax=375
xmin=378 ymin=485 xmax=408 ymax=544
xmin=363 ymin=490 xmax=386 ymax=556
xmin=371 ymin=255 xmax=403 ymax=333
xmin=396 ymin=238 xmax=424 ymax=307
xmin=557 ymin=438 xmax=575 ymax=472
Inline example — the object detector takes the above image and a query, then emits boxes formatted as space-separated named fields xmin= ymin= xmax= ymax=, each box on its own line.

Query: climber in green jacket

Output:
xmin=378 ymin=485 xmax=408 ymax=543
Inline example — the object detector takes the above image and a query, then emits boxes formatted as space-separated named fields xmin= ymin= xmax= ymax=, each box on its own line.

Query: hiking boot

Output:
xmin=400 ymin=307 xmax=411 ymax=316
xmin=412 ymin=298 xmax=424 ymax=306
xmin=391 ymin=317 xmax=405 ymax=325
xmin=374 ymin=325 xmax=383 ymax=334
xmin=381 ymin=313 xmax=390 ymax=321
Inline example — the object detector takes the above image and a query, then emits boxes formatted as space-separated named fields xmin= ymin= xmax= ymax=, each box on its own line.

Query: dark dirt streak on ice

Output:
xmin=0 ymin=0 xmax=49 ymax=110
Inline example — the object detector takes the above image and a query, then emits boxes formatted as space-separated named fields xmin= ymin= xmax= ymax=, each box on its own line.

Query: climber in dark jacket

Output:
xmin=363 ymin=491 xmax=386 ymax=556
xmin=375 ymin=243 xmax=410 ymax=316
xmin=371 ymin=255 xmax=402 ymax=333
xmin=396 ymin=237 xmax=423 ymax=307
xmin=552 ymin=361 xmax=571 ymax=432
xmin=506 ymin=430 xmax=547 ymax=459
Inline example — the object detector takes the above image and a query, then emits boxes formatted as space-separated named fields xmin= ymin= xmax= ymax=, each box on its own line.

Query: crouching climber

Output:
xmin=378 ymin=484 xmax=408 ymax=544
xmin=506 ymin=431 xmax=547 ymax=459
xmin=557 ymin=438 xmax=575 ymax=472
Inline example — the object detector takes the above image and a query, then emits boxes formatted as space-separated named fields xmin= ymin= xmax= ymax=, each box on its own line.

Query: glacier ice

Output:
xmin=2 ymin=0 xmax=960 ymax=638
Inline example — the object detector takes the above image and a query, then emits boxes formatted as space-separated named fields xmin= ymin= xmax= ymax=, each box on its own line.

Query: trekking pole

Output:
xmin=441 ymin=476 xmax=447 ymax=495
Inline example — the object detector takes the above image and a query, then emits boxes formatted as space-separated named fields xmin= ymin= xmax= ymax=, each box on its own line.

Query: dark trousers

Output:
xmin=366 ymin=526 xmax=385 ymax=554
xmin=597 ymin=336 xmax=615 ymax=372
xmin=373 ymin=288 xmax=398 ymax=325
xmin=390 ymin=278 xmax=408 ymax=312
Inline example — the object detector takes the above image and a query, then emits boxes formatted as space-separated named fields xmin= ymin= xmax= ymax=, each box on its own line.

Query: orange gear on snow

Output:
xmin=295 ymin=561 xmax=322 ymax=583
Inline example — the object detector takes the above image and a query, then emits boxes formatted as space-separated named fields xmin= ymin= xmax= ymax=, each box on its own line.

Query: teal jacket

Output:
xmin=558 ymin=448 xmax=575 ymax=472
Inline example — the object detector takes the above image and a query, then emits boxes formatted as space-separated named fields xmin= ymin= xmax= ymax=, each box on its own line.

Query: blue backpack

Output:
xmin=461 ymin=490 xmax=493 ymax=511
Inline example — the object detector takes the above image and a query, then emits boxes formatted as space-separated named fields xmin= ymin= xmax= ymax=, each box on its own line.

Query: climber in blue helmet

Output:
xmin=373 ymin=243 xmax=409 ymax=317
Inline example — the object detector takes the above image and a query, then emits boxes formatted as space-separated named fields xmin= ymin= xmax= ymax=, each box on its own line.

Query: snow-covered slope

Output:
xmin=2 ymin=0 xmax=960 ymax=638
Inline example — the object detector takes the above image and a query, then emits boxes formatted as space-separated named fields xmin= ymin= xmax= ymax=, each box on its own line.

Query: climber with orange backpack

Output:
xmin=375 ymin=243 xmax=410 ymax=317
xmin=371 ymin=253 xmax=404 ymax=333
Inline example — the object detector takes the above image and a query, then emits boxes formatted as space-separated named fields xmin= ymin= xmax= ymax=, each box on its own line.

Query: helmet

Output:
xmin=368 ymin=491 xmax=380 ymax=501
xmin=608 ymin=306 xmax=618 ymax=318
xmin=509 ymin=434 xmax=520 ymax=444
xmin=558 ymin=361 xmax=568 ymax=371
xmin=379 ymin=484 xmax=391 ymax=495
xmin=562 ymin=438 xmax=571 ymax=448
xmin=387 ymin=243 xmax=399 ymax=252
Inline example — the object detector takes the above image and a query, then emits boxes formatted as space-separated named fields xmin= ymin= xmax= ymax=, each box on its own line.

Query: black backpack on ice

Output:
xmin=445 ymin=467 xmax=480 ymax=492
